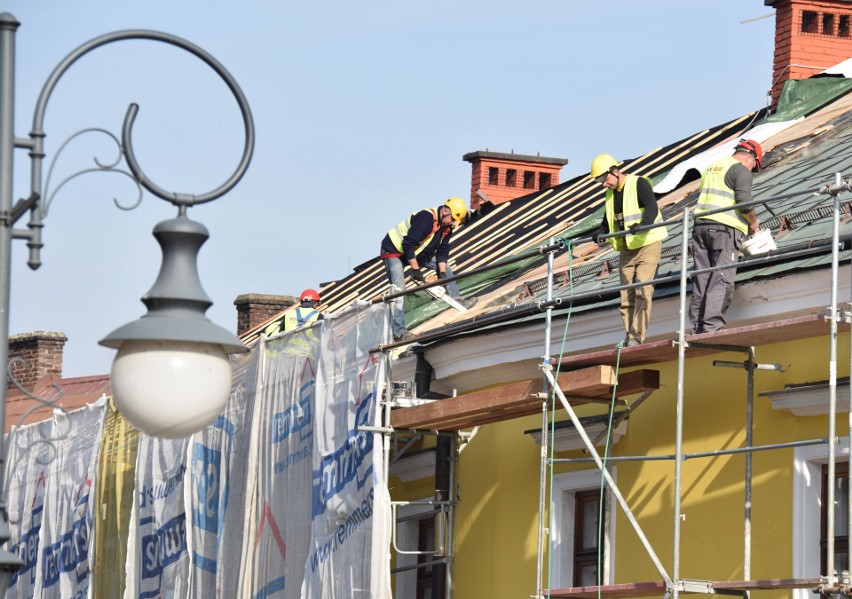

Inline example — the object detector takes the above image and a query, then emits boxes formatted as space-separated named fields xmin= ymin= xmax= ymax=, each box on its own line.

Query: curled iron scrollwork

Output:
xmin=42 ymin=128 xmax=144 ymax=214
xmin=2 ymin=358 xmax=72 ymax=517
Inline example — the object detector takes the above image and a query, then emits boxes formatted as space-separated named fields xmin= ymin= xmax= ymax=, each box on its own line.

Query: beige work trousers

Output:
xmin=618 ymin=240 xmax=662 ymax=344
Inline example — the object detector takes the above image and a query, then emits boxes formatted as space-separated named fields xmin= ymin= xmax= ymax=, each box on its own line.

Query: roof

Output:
xmin=240 ymin=75 xmax=852 ymax=377
xmin=5 ymin=373 xmax=111 ymax=432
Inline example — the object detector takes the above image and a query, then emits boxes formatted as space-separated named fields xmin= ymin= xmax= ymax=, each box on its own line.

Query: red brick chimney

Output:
xmin=766 ymin=0 xmax=852 ymax=110
xmin=462 ymin=150 xmax=568 ymax=210
xmin=7 ymin=331 xmax=67 ymax=390
xmin=234 ymin=293 xmax=297 ymax=337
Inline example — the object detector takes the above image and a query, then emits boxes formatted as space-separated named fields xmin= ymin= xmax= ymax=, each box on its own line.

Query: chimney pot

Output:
xmin=8 ymin=331 xmax=67 ymax=390
xmin=234 ymin=294 xmax=297 ymax=337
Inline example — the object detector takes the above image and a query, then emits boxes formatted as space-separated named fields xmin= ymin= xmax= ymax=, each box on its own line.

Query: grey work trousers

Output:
xmin=382 ymin=256 xmax=460 ymax=338
xmin=618 ymin=240 xmax=662 ymax=344
xmin=689 ymin=221 xmax=743 ymax=333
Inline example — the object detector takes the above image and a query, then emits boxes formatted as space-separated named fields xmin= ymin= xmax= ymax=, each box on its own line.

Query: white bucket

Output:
xmin=741 ymin=229 xmax=777 ymax=256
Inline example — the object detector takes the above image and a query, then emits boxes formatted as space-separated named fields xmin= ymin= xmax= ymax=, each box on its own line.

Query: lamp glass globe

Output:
xmin=111 ymin=340 xmax=232 ymax=438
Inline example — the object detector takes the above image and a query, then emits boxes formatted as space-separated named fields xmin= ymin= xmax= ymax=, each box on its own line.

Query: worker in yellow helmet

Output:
xmin=589 ymin=154 xmax=668 ymax=347
xmin=380 ymin=197 xmax=478 ymax=342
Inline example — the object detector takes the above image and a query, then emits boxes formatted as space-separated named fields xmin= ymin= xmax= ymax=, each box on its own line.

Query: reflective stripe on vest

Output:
xmin=604 ymin=174 xmax=668 ymax=251
xmin=283 ymin=307 xmax=320 ymax=332
xmin=694 ymin=155 xmax=748 ymax=234
xmin=386 ymin=208 xmax=440 ymax=256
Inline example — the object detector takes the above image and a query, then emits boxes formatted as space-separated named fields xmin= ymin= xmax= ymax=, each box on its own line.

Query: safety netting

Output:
xmin=4 ymin=301 xmax=392 ymax=599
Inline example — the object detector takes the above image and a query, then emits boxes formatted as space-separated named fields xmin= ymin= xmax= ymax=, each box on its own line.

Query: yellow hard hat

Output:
xmin=444 ymin=197 xmax=468 ymax=222
xmin=590 ymin=154 xmax=618 ymax=180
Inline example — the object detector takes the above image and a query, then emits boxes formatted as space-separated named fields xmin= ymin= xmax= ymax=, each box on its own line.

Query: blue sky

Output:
xmin=5 ymin=0 xmax=778 ymax=376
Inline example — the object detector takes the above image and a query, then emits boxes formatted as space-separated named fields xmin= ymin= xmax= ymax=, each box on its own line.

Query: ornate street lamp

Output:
xmin=0 ymin=12 xmax=255 ymax=586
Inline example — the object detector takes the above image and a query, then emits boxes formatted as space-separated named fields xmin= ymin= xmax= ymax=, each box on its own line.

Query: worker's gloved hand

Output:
xmin=409 ymin=268 xmax=426 ymax=284
xmin=628 ymin=224 xmax=640 ymax=235
xmin=436 ymin=271 xmax=447 ymax=280
xmin=592 ymin=230 xmax=605 ymax=244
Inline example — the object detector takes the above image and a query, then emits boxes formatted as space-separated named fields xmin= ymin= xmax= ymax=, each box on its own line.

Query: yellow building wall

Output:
xmin=391 ymin=332 xmax=850 ymax=598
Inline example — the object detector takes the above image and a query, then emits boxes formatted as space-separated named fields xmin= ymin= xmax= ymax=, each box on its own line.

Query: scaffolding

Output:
xmin=372 ymin=173 xmax=852 ymax=598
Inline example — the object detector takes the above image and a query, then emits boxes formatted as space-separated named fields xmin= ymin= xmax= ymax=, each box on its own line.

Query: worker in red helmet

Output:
xmin=689 ymin=139 xmax=763 ymax=334
xmin=264 ymin=288 xmax=324 ymax=337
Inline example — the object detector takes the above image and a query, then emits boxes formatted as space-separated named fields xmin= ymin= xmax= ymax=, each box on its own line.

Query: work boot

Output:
xmin=625 ymin=337 xmax=641 ymax=347
xmin=458 ymin=297 xmax=478 ymax=310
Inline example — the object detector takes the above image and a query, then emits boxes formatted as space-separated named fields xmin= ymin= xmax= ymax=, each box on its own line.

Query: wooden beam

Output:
xmin=546 ymin=578 xmax=823 ymax=598
xmin=391 ymin=366 xmax=660 ymax=431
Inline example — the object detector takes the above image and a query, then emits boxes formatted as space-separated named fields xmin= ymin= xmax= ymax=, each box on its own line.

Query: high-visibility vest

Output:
xmin=264 ymin=307 xmax=321 ymax=337
xmin=604 ymin=174 xmax=668 ymax=251
xmin=283 ymin=307 xmax=320 ymax=332
xmin=694 ymin=155 xmax=749 ymax=234
xmin=386 ymin=208 xmax=442 ymax=257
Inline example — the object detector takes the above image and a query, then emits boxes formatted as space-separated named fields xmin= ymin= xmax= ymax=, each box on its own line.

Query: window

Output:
xmin=840 ymin=15 xmax=850 ymax=38
xmin=488 ymin=167 xmax=499 ymax=186
xmin=539 ymin=173 xmax=552 ymax=190
xmin=394 ymin=500 xmax=444 ymax=598
xmin=823 ymin=13 xmax=835 ymax=35
xmin=417 ymin=518 xmax=436 ymax=598
xmin=523 ymin=170 xmax=535 ymax=189
xmin=573 ymin=490 xmax=606 ymax=586
xmin=506 ymin=169 xmax=517 ymax=187
xmin=821 ymin=462 xmax=849 ymax=575
xmin=802 ymin=10 xmax=819 ymax=34
xmin=551 ymin=469 xmax=615 ymax=588
xmin=793 ymin=439 xmax=850 ymax=599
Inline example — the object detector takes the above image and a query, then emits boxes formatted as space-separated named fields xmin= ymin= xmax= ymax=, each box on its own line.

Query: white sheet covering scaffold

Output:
xmin=5 ymin=397 xmax=106 ymax=599
xmin=4 ymin=302 xmax=392 ymax=598
xmin=302 ymin=302 xmax=391 ymax=598
xmin=240 ymin=300 xmax=392 ymax=598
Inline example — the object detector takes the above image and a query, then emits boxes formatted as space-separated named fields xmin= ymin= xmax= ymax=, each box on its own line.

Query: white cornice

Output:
xmin=394 ymin=268 xmax=845 ymax=396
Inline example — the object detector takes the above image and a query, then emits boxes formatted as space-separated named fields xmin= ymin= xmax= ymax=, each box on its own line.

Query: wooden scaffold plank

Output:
xmin=390 ymin=365 xmax=659 ymax=431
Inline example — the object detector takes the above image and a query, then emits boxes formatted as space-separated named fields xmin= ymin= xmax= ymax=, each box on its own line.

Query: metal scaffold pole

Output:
xmin=535 ymin=238 xmax=555 ymax=598
xmin=672 ymin=207 xmax=691 ymax=598
xmin=826 ymin=172 xmax=843 ymax=587
xmin=542 ymin=366 xmax=673 ymax=588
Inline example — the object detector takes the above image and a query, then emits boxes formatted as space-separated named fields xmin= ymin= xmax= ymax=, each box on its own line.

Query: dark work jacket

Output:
xmin=380 ymin=206 xmax=453 ymax=264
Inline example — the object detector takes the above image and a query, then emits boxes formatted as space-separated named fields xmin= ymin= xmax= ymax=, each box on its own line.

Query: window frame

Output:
xmin=793 ymin=438 xmax=850 ymax=599
xmin=551 ymin=468 xmax=616 ymax=588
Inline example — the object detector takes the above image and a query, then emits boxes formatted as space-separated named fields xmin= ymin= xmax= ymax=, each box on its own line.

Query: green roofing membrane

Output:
xmin=766 ymin=76 xmax=852 ymax=123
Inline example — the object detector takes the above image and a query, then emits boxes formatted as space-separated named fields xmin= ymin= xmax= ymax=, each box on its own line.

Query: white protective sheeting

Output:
xmin=653 ymin=119 xmax=802 ymax=195
xmin=302 ymin=301 xmax=391 ymax=598
xmin=240 ymin=327 xmax=321 ymax=598
xmin=6 ymin=397 xmax=106 ymax=599
xmin=188 ymin=349 xmax=261 ymax=596
xmin=124 ymin=435 xmax=192 ymax=599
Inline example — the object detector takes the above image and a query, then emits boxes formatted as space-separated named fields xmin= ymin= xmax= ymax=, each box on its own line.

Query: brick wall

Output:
xmin=234 ymin=294 xmax=297 ymax=337
xmin=462 ymin=150 xmax=568 ymax=209
xmin=7 ymin=331 xmax=67 ymax=390
xmin=769 ymin=0 xmax=852 ymax=109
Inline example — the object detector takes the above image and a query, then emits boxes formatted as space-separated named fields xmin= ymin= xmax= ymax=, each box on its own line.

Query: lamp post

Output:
xmin=0 ymin=12 xmax=255 ymax=587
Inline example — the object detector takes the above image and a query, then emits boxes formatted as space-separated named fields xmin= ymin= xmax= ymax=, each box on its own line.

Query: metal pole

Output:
xmin=535 ymin=238 xmax=555 ymax=599
xmin=826 ymin=172 xmax=842 ymax=584
xmin=0 ymin=13 xmax=21 ymax=571
xmin=445 ymin=433 xmax=457 ymax=599
xmin=673 ymin=207 xmax=691 ymax=597
xmin=744 ymin=348 xmax=755 ymax=584
xmin=542 ymin=366 xmax=673 ymax=587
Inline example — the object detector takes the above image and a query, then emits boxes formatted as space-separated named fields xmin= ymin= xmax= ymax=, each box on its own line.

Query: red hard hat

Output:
xmin=300 ymin=288 xmax=320 ymax=302
xmin=734 ymin=139 xmax=763 ymax=171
